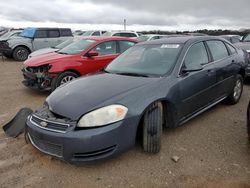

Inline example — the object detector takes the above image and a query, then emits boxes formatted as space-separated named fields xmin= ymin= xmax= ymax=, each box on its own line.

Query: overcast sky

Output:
xmin=0 ymin=0 xmax=249 ymax=31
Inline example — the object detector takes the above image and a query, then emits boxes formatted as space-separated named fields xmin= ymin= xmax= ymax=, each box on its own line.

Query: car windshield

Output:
xmin=243 ymin=34 xmax=250 ymax=42
xmin=137 ymin=35 xmax=151 ymax=42
xmin=81 ymin=31 xmax=94 ymax=36
xmin=57 ymin=39 xmax=95 ymax=55
xmin=1 ymin=31 xmax=20 ymax=39
xmin=54 ymin=38 xmax=74 ymax=49
xmin=105 ymin=44 xmax=182 ymax=76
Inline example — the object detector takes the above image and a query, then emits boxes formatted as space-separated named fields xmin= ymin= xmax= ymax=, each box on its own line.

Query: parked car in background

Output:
xmin=81 ymin=30 xmax=106 ymax=37
xmin=247 ymin=102 xmax=250 ymax=139
xmin=219 ymin=35 xmax=241 ymax=44
xmin=185 ymin=33 xmax=208 ymax=36
xmin=26 ymin=36 xmax=246 ymax=163
xmin=28 ymin=37 xmax=80 ymax=58
xmin=0 ymin=29 xmax=23 ymax=57
xmin=137 ymin=34 xmax=168 ymax=42
xmin=102 ymin=31 xmax=139 ymax=38
xmin=22 ymin=37 xmax=137 ymax=91
xmin=234 ymin=33 xmax=250 ymax=77
xmin=73 ymin=30 xmax=86 ymax=36
xmin=235 ymin=33 xmax=250 ymax=52
xmin=0 ymin=29 xmax=23 ymax=41
xmin=0 ymin=27 xmax=73 ymax=61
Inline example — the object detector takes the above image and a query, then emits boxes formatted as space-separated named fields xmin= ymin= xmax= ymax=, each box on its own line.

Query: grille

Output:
xmin=28 ymin=133 xmax=63 ymax=158
xmin=73 ymin=145 xmax=116 ymax=159
xmin=31 ymin=115 xmax=70 ymax=133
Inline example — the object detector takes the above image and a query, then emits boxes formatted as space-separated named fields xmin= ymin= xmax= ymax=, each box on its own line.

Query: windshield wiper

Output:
xmin=115 ymin=72 xmax=149 ymax=77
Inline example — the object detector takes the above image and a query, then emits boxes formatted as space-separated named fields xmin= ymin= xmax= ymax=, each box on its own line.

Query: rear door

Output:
xmin=47 ymin=29 xmax=61 ymax=47
xmin=206 ymin=40 xmax=235 ymax=98
xmin=33 ymin=30 xmax=49 ymax=50
xmin=80 ymin=40 xmax=119 ymax=74
xmin=178 ymin=42 xmax=217 ymax=119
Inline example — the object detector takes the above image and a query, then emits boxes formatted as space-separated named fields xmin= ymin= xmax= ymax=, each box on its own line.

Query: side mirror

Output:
xmin=182 ymin=64 xmax=203 ymax=73
xmin=87 ymin=50 xmax=99 ymax=57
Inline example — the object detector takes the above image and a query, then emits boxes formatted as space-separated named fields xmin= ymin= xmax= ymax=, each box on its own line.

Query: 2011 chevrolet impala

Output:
xmin=26 ymin=36 xmax=247 ymax=163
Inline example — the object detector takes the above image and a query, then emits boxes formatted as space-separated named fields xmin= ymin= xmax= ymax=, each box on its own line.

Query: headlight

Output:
xmin=77 ymin=105 xmax=128 ymax=127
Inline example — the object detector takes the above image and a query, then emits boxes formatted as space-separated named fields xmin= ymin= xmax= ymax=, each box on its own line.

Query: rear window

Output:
xmin=206 ymin=40 xmax=229 ymax=61
xmin=60 ymin=29 xmax=72 ymax=37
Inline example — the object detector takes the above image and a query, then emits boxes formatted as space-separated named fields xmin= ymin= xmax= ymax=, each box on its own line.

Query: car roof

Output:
xmin=138 ymin=36 xmax=227 ymax=45
xmin=85 ymin=36 xmax=138 ymax=42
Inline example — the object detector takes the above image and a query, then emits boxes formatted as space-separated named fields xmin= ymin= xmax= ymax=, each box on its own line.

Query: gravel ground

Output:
xmin=0 ymin=59 xmax=250 ymax=188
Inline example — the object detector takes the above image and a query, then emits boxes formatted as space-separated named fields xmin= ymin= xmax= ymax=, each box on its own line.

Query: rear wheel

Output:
xmin=142 ymin=102 xmax=163 ymax=153
xmin=51 ymin=71 xmax=79 ymax=91
xmin=226 ymin=75 xmax=243 ymax=105
xmin=13 ymin=46 xmax=29 ymax=61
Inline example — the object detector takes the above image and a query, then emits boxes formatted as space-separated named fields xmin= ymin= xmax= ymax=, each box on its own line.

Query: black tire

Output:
xmin=247 ymin=102 xmax=250 ymax=140
xmin=13 ymin=46 xmax=29 ymax=61
xmin=225 ymin=75 xmax=243 ymax=105
xmin=51 ymin=71 xmax=78 ymax=91
xmin=142 ymin=101 xmax=163 ymax=153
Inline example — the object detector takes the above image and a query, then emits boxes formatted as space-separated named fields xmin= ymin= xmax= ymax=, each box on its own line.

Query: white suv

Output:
xmin=102 ymin=31 xmax=139 ymax=38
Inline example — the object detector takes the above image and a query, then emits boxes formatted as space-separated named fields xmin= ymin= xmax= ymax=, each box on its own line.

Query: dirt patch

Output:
xmin=0 ymin=59 xmax=250 ymax=188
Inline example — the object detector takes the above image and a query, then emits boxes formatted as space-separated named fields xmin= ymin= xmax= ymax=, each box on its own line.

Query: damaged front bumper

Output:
xmin=22 ymin=66 xmax=56 ymax=90
xmin=26 ymin=106 xmax=138 ymax=163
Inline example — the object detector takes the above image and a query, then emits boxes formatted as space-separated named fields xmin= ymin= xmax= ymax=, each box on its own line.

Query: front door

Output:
xmin=178 ymin=42 xmax=217 ymax=119
xmin=80 ymin=41 xmax=119 ymax=75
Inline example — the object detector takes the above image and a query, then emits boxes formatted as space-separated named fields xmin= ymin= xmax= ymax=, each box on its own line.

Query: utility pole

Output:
xmin=124 ymin=19 xmax=126 ymax=31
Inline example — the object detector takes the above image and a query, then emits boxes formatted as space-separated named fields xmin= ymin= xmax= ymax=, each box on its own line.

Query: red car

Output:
xmin=22 ymin=37 xmax=137 ymax=91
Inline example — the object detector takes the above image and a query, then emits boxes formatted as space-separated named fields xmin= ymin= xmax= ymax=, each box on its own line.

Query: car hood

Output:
xmin=234 ymin=42 xmax=250 ymax=51
xmin=46 ymin=73 xmax=160 ymax=120
xmin=29 ymin=48 xmax=59 ymax=58
xmin=24 ymin=52 xmax=73 ymax=67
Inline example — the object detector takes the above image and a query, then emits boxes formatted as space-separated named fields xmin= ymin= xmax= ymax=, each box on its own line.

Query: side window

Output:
xmin=92 ymin=41 xmax=117 ymax=56
xmin=226 ymin=43 xmax=237 ymax=54
xmin=185 ymin=42 xmax=209 ymax=67
xmin=206 ymin=40 xmax=229 ymax=61
xmin=60 ymin=29 xmax=72 ymax=36
xmin=48 ymin=30 xmax=60 ymax=38
xmin=118 ymin=41 xmax=136 ymax=53
xmin=92 ymin=31 xmax=100 ymax=36
xmin=34 ymin=30 xmax=48 ymax=38
xmin=231 ymin=37 xmax=240 ymax=44
xmin=151 ymin=36 xmax=160 ymax=40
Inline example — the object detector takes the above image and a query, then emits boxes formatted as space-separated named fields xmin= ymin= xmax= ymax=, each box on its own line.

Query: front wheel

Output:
xmin=226 ymin=75 xmax=243 ymax=105
xmin=51 ymin=71 xmax=79 ymax=91
xmin=142 ymin=102 xmax=163 ymax=153
xmin=13 ymin=46 xmax=29 ymax=61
